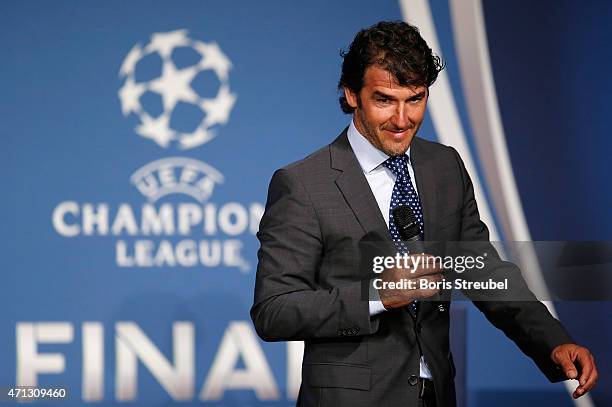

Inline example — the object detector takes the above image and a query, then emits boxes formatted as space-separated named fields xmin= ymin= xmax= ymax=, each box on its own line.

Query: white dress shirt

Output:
xmin=346 ymin=119 xmax=433 ymax=379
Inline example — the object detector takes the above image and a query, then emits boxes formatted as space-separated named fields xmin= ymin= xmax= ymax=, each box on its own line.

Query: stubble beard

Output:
xmin=356 ymin=110 xmax=414 ymax=157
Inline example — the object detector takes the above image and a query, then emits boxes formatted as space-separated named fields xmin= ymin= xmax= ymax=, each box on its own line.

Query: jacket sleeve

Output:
xmin=450 ymin=147 xmax=573 ymax=382
xmin=250 ymin=168 xmax=378 ymax=342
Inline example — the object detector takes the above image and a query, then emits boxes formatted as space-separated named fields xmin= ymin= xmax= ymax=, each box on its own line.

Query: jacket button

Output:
xmin=408 ymin=375 xmax=419 ymax=386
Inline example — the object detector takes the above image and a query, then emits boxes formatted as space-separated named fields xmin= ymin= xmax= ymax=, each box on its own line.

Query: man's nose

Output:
xmin=391 ymin=105 xmax=409 ymax=129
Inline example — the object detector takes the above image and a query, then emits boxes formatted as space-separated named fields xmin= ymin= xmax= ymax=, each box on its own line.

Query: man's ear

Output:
xmin=343 ymin=86 xmax=358 ymax=109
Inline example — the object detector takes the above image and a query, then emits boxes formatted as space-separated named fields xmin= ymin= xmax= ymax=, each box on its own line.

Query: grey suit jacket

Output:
xmin=251 ymin=130 xmax=572 ymax=407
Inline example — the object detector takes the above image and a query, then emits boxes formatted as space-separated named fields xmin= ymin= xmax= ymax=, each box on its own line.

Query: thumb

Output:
xmin=553 ymin=350 xmax=577 ymax=379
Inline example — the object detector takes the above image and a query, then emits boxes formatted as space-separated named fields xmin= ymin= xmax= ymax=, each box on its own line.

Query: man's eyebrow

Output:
xmin=372 ymin=90 xmax=394 ymax=99
xmin=372 ymin=90 xmax=426 ymax=100
xmin=410 ymin=91 xmax=427 ymax=99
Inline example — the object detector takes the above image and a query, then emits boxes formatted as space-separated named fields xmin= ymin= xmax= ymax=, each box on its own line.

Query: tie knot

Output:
xmin=383 ymin=155 xmax=409 ymax=178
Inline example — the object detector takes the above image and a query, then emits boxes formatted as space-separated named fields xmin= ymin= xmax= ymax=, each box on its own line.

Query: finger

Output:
xmin=576 ymin=351 xmax=593 ymax=387
xmin=422 ymin=273 xmax=443 ymax=283
xmin=583 ymin=361 xmax=599 ymax=392
xmin=422 ymin=255 xmax=443 ymax=273
xmin=413 ymin=277 xmax=442 ymax=299
xmin=411 ymin=265 xmax=444 ymax=278
xmin=407 ymin=254 xmax=443 ymax=274
xmin=412 ymin=274 xmax=443 ymax=291
xmin=575 ymin=356 xmax=598 ymax=397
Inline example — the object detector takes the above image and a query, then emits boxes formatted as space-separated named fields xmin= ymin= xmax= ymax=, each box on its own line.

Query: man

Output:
xmin=251 ymin=21 xmax=597 ymax=406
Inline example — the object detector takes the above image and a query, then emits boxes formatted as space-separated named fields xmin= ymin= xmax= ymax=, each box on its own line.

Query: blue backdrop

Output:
xmin=1 ymin=1 xmax=609 ymax=406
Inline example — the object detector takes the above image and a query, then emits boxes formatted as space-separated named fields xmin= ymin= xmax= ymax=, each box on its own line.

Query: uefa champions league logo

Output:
xmin=51 ymin=29 xmax=259 ymax=273
xmin=118 ymin=29 xmax=236 ymax=150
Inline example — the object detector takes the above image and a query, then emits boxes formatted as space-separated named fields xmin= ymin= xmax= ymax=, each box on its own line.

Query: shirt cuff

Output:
xmin=368 ymin=283 xmax=387 ymax=316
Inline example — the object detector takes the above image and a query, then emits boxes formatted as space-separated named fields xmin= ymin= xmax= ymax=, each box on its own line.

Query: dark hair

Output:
xmin=338 ymin=21 xmax=445 ymax=113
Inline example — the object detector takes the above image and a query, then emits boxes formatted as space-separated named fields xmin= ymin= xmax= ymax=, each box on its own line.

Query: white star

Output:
xmin=135 ymin=112 xmax=175 ymax=147
xmin=179 ymin=127 xmax=215 ymax=150
xmin=200 ymin=84 xmax=236 ymax=126
xmin=118 ymin=77 xmax=146 ymax=116
xmin=145 ymin=29 xmax=190 ymax=59
xmin=119 ymin=43 xmax=143 ymax=77
xmin=149 ymin=61 xmax=199 ymax=112
xmin=195 ymin=41 xmax=232 ymax=81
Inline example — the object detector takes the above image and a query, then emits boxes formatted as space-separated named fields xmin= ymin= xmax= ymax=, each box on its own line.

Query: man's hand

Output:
xmin=551 ymin=343 xmax=598 ymax=398
xmin=378 ymin=253 xmax=444 ymax=310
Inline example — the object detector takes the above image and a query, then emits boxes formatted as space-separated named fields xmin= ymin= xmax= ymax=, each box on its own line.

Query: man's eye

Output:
xmin=376 ymin=98 xmax=390 ymax=103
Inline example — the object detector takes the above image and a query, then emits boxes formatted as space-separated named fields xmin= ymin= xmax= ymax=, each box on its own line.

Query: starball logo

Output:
xmin=118 ymin=29 xmax=235 ymax=150
xmin=51 ymin=30 xmax=263 ymax=272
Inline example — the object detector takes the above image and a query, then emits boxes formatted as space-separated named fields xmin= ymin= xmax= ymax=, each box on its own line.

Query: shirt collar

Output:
xmin=346 ymin=119 xmax=411 ymax=174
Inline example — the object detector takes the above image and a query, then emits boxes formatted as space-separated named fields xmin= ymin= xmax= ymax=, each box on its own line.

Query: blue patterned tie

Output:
xmin=383 ymin=155 xmax=424 ymax=316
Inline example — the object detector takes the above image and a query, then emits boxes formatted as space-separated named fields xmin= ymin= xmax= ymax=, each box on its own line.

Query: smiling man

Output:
xmin=343 ymin=66 xmax=428 ymax=156
xmin=251 ymin=21 xmax=597 ymax=407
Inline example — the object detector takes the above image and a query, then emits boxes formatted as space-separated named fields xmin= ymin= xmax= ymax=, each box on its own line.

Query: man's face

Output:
xmin=344 ymin=65 xmax=428 ymax=156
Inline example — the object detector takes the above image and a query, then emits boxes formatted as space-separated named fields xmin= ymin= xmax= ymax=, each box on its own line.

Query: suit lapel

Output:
xmin=330 ymin=131 xmax=390 ymax=241
xmin=411 ymin=138 xmax=440 ymax=322
xmin=411 ymin=138 xmax=438 ymax=241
